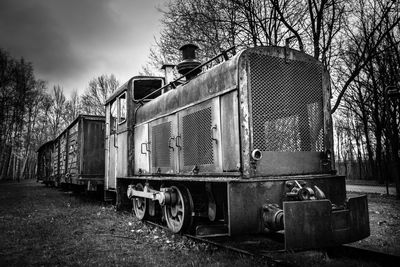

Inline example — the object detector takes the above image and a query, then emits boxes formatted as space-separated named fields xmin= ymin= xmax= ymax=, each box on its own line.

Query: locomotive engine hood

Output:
xmin=135 ymin=46 xmax=333 ymax=178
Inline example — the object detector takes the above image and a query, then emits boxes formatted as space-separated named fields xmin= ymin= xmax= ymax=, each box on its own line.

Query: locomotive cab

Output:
xmin=104 ymin=76 xmax=164 ymax=201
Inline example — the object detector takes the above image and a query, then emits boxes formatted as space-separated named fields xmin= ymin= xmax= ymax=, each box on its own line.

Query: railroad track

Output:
xmin=143 ymin=220 xmax=399 ymax=267
xmin=326 ymin=245 xmax=399 ymax=267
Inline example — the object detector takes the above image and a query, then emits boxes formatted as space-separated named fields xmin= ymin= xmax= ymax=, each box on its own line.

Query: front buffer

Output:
xmin=283 ymin=195 xmax=369 ymax=250
xmin=227 ymin=177 xmax=370 ymax=251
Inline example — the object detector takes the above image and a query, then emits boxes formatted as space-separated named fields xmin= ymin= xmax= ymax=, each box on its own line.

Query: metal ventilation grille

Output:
xmin=151 ymin=122 xmax=171 ymax=167
xmin=182 ymin=107 xmax=214 ymax=166
xmin=249 ymin=52 xmax=324 ymax=152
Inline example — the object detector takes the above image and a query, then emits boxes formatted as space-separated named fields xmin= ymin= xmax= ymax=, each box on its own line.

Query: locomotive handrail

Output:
xmin=137 ymin=46 xmax=236 ymax=103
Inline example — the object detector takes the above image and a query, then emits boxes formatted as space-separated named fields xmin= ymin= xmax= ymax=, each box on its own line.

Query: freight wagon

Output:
xmin=37 ymin=114 xmax=105 ymax=191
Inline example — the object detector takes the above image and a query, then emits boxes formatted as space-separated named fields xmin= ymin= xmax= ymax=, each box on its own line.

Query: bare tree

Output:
xmin=49 ymin=85 xmax=67 ymax=139
xmin=331 ymin=0 xmax=400 ymax=113
xmin=64 ymin=90 xmax=81 ymax=124
xmin=80 ymin=74 xmax=119 ymax=116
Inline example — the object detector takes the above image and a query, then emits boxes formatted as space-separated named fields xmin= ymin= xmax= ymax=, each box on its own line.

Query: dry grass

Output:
xmin=0 ymin=180 xmax=399 ymax=266
xmin=0 ymin=180 xmax=265 ymax=266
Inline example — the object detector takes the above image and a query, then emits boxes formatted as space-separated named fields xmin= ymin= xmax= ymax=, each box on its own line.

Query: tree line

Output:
xmin=0 ymin=48 xmax=119 ymax=181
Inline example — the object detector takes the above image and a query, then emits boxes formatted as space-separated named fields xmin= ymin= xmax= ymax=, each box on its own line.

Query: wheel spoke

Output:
xmin=132 ymin=183 xmax=146 ymax=220
xmin=164 ymin=185 xmax=193 ymax=233
xmin=176 ymin=205 xmax=184 ymax=214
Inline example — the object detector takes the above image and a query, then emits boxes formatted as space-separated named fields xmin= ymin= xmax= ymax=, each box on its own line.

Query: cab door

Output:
xmin=116 ymin=92 xmax=128 ymax=177
xmin=105 ymin=100 xmax=118 ymax=190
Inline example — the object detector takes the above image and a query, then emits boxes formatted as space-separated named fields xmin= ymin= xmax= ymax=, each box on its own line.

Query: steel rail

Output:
xmin=326 ymin=244 xmax=400 ymax=266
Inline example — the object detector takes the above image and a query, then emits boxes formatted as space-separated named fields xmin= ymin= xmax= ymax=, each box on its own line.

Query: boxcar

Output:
xmin=38 ymin=114 xmax=105 ymax=191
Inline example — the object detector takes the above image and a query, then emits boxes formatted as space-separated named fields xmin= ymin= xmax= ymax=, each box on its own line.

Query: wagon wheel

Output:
xmin=132 ymin=183 xmax=147 ymax=220
xmin=163 ymin=185 xmax=193 ymax=233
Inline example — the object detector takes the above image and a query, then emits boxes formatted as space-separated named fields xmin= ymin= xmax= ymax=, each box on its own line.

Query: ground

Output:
xmin=0 ymin=180 xmax=399 ymax=266
xmin=349 ymin=193 xmax=400 ymax=256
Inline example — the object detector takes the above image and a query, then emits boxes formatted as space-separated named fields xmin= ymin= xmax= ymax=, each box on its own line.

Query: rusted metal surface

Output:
xmin=43 ymin=115 xmax=105 ymax=188
xmin=347 ymin=194 xmax=370 ymax=242
xmin=227 ymin=175 xmax=346 ymax=236
xmin=36 ymin=140 xmax=53 ymax=183
xmin=148 ymin=116 xmax=177 ymax=174
xmin=322 ymin=69 xmax=334 ymax=169
xmin=178 ymin=98 xmax=222 ymax=174
xmin=133 ymin=123 xmax=150 ymax=175
xmin=241 ymin=47 xmax=327 ymax=177
xmin=238 ymin=53 xmax=251 ymax=177
xmin=220 ymin=91 xmax=241 ymax=173
xmin=284 ymin=199 xmax=333 ymax=250
xmin=283 ymin=194 xmax=370 ymax=250
xmin=81 ymin=117 xmax=105 ymax=178
xmin=135 ymin=51 xmax=241 ymax=124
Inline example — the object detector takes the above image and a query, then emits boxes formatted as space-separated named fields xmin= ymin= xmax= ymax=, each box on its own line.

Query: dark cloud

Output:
xmin=0 ymin=1 xmax=75 ymax=75
xmin=0 ymin=0 xmax=164 ymax=95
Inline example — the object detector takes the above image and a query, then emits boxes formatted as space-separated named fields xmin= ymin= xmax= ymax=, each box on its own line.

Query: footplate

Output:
xmin=283 ymin=195 xmax=369 ymax=250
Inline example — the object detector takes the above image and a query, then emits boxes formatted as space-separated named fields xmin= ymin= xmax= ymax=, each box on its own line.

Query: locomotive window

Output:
xmin=119 ymin=93 xmax=126 ymax=123
xmin=133 ymin=79 xmax=163 ymax=101
xmin=110 ymin=100 xmax=117 ymax=133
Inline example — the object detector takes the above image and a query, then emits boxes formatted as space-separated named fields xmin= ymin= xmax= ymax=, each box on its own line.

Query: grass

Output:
xmin=1 ymin=180 xmax=399 ymax=266
xmin=0 ymin=180 xmax=265 ymax=266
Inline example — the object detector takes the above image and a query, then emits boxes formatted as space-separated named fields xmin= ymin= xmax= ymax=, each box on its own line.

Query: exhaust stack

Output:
xmin=161 ymin=63 xmax=175 ymax=92
xmin=176 ymin=43 xmax=201 ymax=80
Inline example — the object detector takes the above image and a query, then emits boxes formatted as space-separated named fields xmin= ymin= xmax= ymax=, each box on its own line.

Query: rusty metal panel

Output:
xmin=228 ymin=181 xmax=285 ymax=235
xmin=134 ymin=124 xmax=150 ymax=174
xmin=135 ymin=53 xmax=242 ymax=124
xmin=116 ymin=130 xmax=128 ymax=177
xmin=253 ymin=151 xmax=323 ymax=176
xmin=182 ymin=107 xmax=213 ymax=165
xmin=238 ymin=55 xmax=251 ymax=177
xmin=149 ymin=115 xmax=178 ymax=174
xmin=283 ymin=200 xmax=333 ymax=250
xmin=238 ymin=47 xmax=327 ymax=176
xmin=52 ymin=138 xmax=60 ymax=176
xmin=107 ymin=135 xmax=116 ymax=189
xmin=322 ymin=69 xmax=334 ymax=169
xmin=105 ymin=104 xmax=113 ymax=190
xmin=59 ymin=133 xmax=67 ymax=175
xmin=220 ymin=91 xmax=240 ymax=172
xmin=248 ymin=51 xmax=324 ymax=152
xmin=178 ymin=98 xmax=222 ymax=173
xmin=81 ymin=119 xmax=105 ymax=176
xmin=152 ymin=122 xmax=171 ymax=167
xmin=347 ymin=194 xmax=370 ymax=242
xmin=66 ymin=121 xmax=79 ymax=177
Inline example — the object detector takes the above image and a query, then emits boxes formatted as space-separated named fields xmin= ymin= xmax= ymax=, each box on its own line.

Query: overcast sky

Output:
xmin=0 ymin=0 xmax=165 ymax=97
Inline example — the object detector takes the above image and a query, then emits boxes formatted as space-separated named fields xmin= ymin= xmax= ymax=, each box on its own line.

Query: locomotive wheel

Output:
xmin=163 ymin=185 xmax=193 ymax=233
xmin=132 ymin=183 xmax=147 ymax=220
